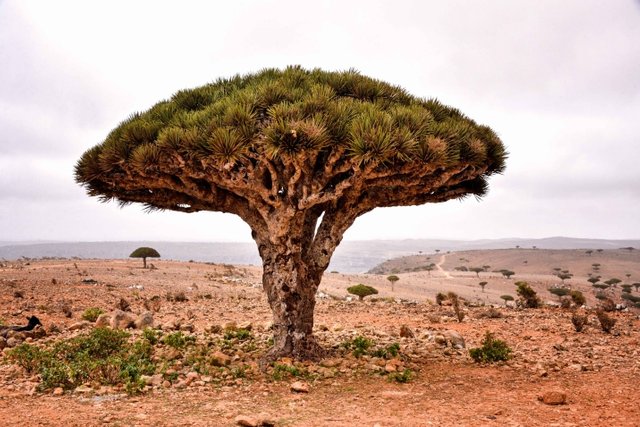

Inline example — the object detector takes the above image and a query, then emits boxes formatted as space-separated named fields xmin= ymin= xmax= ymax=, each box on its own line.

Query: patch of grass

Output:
xmin=81 ymin=307 xmax=105 ymax=322
xmin=223 ymin=328 xmax=253 ymax=341
xmin=142 ymin=328 xmax=160 ymax=345
xmin=371 ymin=343 xmax=400 ymax=359
xmin=469 ymin=331 xmax=512 ymax=363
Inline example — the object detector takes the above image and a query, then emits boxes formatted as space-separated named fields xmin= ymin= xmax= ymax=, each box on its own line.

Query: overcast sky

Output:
xmin=1 ymin=0 xmax=639 ymax=243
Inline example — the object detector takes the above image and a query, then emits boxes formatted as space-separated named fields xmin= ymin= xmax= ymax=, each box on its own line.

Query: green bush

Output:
xmin=342 ymin=335 xmax=374 ymax=357
xmin=388 ymin=368 xmax=412 ymax=383
xmin=272 ymin=363 xmax=308 ymax=380
xmin=81 ymin=307 xmax=105 ymax=322
xmin=7 ymin=328 xmax=155 ymax=394
xmin=162 ymin=331 xmax=195 ymax=349
xmin=570 ymin=290 xmax=586 ymax=306
xmin=469 ymin=332 xmax=512 ymax=363
xmin=347 ymin=284 xmax=379 ymax=301
xmin=515 ymin=281 xmax=540 ymax=308
xmin=371 ymin=343 xmax=400 ymax=359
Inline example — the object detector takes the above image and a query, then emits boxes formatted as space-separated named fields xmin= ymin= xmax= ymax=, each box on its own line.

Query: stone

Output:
xmin=68 ymin=321 xmax=92 ymax=331
xmin=0 ymin=337 xmax=6 ymax=350
xmin=180 ymin=323 xmax=195 ymax=333
xmin=443 ymin=330 xmax=465 ymax=349
xmin=185 ymin=371 xmax=199 ymax=385
xmin=434 ymin=335 xmax=447 ymax=346
xmin=211 ymin=351 xmax=231 ymax=366
xmin=290 ymin=381 xmax=309 ymax=393
xmin=52 ymin=387 xmax=64 ymax=396
xmin=110 ymin=310 xmax=136 ymax=329
xmin=6 ymin=337 xmax=21 ymax=347
xmin=135 ymin=311 xmax=154 ymax=329
xmin=74 ymin=385 xmax=93 ymax=393
xmin=237 ymin=321 xmax=253 ymax=331
xmin=539 ymin=390 xmax=567 ymax=405
xmin=235 ymin=415 xmax=260 ymax=427
xmin=400 ymin=325 xmax=415 ymax=338
xmin=95 ymin=313 xmax=111 ymax=328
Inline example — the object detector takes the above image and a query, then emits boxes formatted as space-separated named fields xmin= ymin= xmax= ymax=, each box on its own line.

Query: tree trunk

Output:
xmin=260 ymin=244 xmax=324 ymax=361
xmin=142 ymin=257 xmax=147 ymax=269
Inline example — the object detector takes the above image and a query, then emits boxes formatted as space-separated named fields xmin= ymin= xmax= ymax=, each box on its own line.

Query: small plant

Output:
xmin=596 ymin=310 xmax=616 ymax=333
xmin=469 ymin=331 xmax=512 ymax=363
xmin=342 ymin=335 xmax=374 ymax=357
xmin=371 ymin=343 xmax=401 ymax=359
xmin=142 ymin=328 xmax=160 ymax=345
xmin=272 ymin=363 xmax=307 ymax=380
xmin=81 ymin=307 xmax=105 ymax=322
xmin=571 ymin=312 xmax=588 ymax=332
xmin=347 ymin=284 xmax=379 ymax=301
xmin=477 ymin=307 xmax=502 ymax=319
xmin=162 ymin=331 xmax=195 ymax=349
xmin=435 ymin=292 xmax=447 ymax=306
xmin=388 ymin=368 xmax=412 ymax=383
xmin=598 ymin=297 xmax=616 ymax=312
xmin=515 ymin=281 xmax=540 ymax=308
xmin=223 ymin=328 xmax=253 ymax=341
xmin=143 ymin=295 xmax=162 ymax=312
xmin=117 ymin=298 xmax=131 ymax=312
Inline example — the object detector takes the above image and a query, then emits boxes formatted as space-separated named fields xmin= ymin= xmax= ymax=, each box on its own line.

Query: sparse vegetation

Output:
xmin=386 ymin=275 xmax=399 ymax=292
xmin=571 ymin=312 xmax=588 ymax=332
xmin=469 ymin=332 xmax=512 ymax=363
xmin=447 ymin=292 xmax=465 ymax=322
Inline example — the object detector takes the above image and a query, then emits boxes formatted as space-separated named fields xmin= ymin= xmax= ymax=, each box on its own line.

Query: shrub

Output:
xmin=448 ymin=292 xmax=465 ymax=322
xmin=435 ymin=292 xmax=447 ymax=306
xmin=596 ymin=310 xmax=616 ymax=333
xmin=162 ymin=331 xmax=195 ymax=349
xmin=7 ymin=328 xmax=154 ymax=394
xmin=371 ymin=343 xmax=400 ymax=359
xmin=571 ymin=312 xmax=588 ymax=332
xmin=143 ymin=295 xmax=162 ymax=312
xmin=570 ymin=290 xmax=586 ymax=306
xmin=469 ymin=332 xmax=512 ymax=363
xmin=515 ymin=281 xmax=540 ymax=308
xmin=598 ymin=297 xmax=616 ymax=312
xmin=621 ymin=293 xmax=640 ymax=304
xmin=223 ymin=328 xmax=253 ymax=341
xmin=82 ymin=307 xmax=105 ymax=322
xmin=272 ymin=363 xmax=307 ymax=380
xmin=388 ymin=369 xmax=412 ymax=383
xmin=347 ymin=284 xmax=379 ymax=301
xmin=342 ymin=335 xmax=374 ymax=357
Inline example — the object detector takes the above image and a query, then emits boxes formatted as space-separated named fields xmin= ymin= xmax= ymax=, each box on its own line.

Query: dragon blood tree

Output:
xmin=75 ymin=66 xmax=506 ymax=360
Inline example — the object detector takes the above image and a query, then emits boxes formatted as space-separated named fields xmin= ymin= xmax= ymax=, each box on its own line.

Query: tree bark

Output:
xmin=143 ymin=257 xmax=147 ymax=269
xmin=260 ymin=242 xmax=324 ymax=361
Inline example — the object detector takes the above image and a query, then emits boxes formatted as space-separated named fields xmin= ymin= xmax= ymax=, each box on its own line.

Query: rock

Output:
xmin=47 ymin=323 xmax=61 ymax=334
xmin=434 ymin=335 xmax=447 ymax=346
xmin=110 ymin=310 xmax=135 ymax=329
xmin=68 ymin=321 xmax=92 ymax=331
xmin=539 ymin=390 xmax=567 ymax=405
xmin=52 ymin=387 xmax=64 ymax=396
xmin=0 ymin=337 xmax=6 ymax=350
xmin=180 ymin=324 xmax=195 ymax=333
xmin=185 ymin=371 xmax=199 ymax=385
xmin=290 ymin=381 xmax=309 ymax=393
xmin=211 ymin=351 xmax=231 ymax=366
xmin=74 ymin=385 xmax=93 ymax=393
xmin=237 ymin=321 xmax=253 ymax=331
xmin=162 ymin=348 xmax=182 ymax=361
xmin=443 ymin=330 xmax=465 ymax=349
xmin=224 ymin=321 xmax=237 ymax=330
xmin=320 ymin=358 xmax=340 ymax=368
xmin=235 ymin=415 xmax=260 ymax=427
xmin=162 ymin=380 xmax=171 ymax=388
xmin=6 ymin=337 xmax=22 ymax=347
xmin=135 ymin=311 xmax=154 ymax=329
xmin=95 ymin=313 xmax=111 ymax=328
xmin=400 ymin=325 xmax=415 ymax=338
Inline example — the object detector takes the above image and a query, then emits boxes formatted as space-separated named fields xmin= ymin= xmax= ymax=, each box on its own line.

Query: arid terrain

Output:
xmin=1 ymin=250 xmax=639 ymax=426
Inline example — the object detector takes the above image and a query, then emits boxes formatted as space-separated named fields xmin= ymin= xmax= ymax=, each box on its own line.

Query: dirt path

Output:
xmin=436 ymin=254 xmax=452 ymax=279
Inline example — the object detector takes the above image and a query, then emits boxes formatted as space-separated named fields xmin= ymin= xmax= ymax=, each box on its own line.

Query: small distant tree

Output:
xmin=596 ymin=249 xmax=603 ymax=253
xmin=633 ymin=283 xmax=640 ymax=292
xmin=500 ymin=294 xmax=514 ymax=307
xmin=621 ymin=293 xmax=640 ymax=304
xmin=604 ymin=278 xmax=621 ymax=288
xmin=592 ymin=263 xmax=601 ymax=272
xmin=587 ymin=276 xmax=600 ymax=286
xmin=501 ymin=270 xmax=515 ymax=279
xmin=482 ymin=265 xmax=491 ymax=272
xmin=556 ymin=272 xmax=573 ymax=284
xmin=592 ymin=283 xmax=610 ymax=290
xmin=621 ymin=284 xmax=632 ymax=293
xmin=548 ymin=287 xmax=570 ymax=302
xmin=585 ymin=250 xmax=593 ymax=256
xmin=479 ymin=281 xmax=488 ymax=292
xmin=424 ymin=263 xmax=435 ymax=276
xmin=515 ymin=281 xmax=540 ymax=308
xmin=347 ymin=284 xmax=378 ymax=301
xmin=129 ymin=247 xmax=160 ymax=269
xmin=470 ymin=267 xmax=484 ymax=278
xmin=386 ymin=275 xmax=400 ymax=292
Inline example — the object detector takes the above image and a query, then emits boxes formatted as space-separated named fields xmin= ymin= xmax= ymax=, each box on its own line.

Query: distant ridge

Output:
xmin=0 ymin=237 xmax=638 ymax=274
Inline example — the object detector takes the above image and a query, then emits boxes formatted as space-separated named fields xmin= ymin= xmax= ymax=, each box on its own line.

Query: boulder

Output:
xmin=68 ymin=321 xmax=92 ymax=331
xmin=399 ymin=325 xmax=415 ymax=338
xmin=290 ymin=381 xmax=309 ymax=393
xmin=539 ymin=390 xmax=567 ymax=405
xmin=443 ymin=330 xmax=465 ymax=349
xmin=95 ymin=313 xmax=111 ymax=328
xmin=135 ymin=311 xmax=154 ymax=329
xmin=110 ymin=310 xmax=136 ymax=329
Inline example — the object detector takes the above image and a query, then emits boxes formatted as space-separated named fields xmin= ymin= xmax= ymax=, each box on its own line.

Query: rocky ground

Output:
xmin=0 ymin=258 xmax=639 ymax=426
